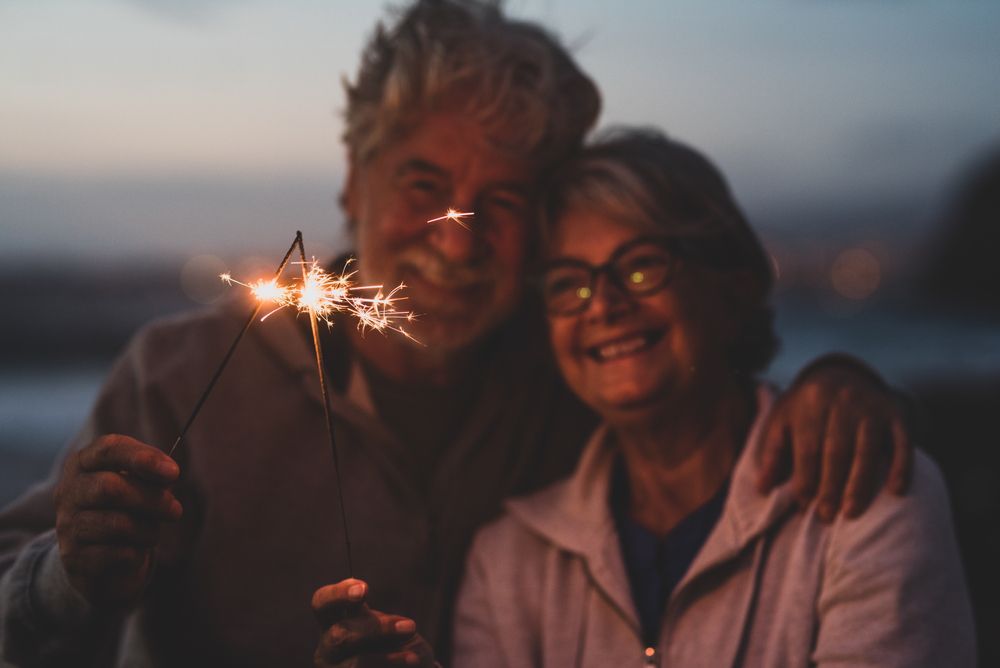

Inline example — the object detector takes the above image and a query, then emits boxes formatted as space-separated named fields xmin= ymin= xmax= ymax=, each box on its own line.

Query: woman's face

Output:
xmin=545 ymin=207 xmax=738 ymax=424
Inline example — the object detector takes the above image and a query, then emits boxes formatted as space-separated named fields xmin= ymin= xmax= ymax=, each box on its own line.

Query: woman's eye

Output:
xmin=545 ymin=273 xmax=584 ymax=296
xmin=625 ymin=252 xmax=668 ymax=268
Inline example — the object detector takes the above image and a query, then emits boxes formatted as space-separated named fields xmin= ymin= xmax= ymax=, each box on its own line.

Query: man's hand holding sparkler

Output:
xmin=312 ymin=579 xmax=438 ymax=667
xmin=54 ymin=434 xmax=182 ymax=609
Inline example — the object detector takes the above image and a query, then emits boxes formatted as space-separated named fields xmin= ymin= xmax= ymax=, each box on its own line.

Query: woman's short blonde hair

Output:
xmin=343 ymin=0 xmax=600 ymax=167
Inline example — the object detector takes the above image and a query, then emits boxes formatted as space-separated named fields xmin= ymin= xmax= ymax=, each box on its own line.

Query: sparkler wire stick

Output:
xmin=296 ymin=231 xmax=355 ymax=576
xmin=167 ymin=235 xmax=300 ymax=459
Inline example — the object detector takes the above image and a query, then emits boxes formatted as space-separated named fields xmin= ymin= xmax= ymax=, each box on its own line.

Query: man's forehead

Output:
xmin=375 ymin=112 xmax=541 ymax=174
xmin=390 ymin=152 xmax=541 ymax=193
xmin=395 ymin=159 xmax=447 ymax=178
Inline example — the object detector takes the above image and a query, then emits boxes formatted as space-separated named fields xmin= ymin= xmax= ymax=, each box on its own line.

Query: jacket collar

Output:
xmin=504 ymin=384 xmax=797 ymax=626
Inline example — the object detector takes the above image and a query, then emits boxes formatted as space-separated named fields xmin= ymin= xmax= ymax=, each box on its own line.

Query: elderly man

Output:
xmin=0 ymin=2 xmax=910 ymax=667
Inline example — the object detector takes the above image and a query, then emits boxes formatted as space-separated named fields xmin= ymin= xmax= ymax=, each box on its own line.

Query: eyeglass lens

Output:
xmin=543 ymin=240 xmax=675 ymax=315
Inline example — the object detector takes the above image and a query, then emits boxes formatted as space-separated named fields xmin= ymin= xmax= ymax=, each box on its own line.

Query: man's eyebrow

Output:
xmin=394 ymin=159 xmax=448 ymax=179
xmin=489 ymin=181 xmax=534 ymax=197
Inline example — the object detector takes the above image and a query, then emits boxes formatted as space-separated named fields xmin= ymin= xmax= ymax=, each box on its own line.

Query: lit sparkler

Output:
xmin=426 ymin=208 xmax=475 ymax=229
xmin=221 ymin=259 xmax=418 ymax=341
xmin=169 ymin=231 xmax=420 ymax=577
xmin=296 ymin=233 xmax=355 ymax=576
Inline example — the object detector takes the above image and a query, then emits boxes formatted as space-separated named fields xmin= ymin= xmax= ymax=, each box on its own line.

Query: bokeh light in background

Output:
xmin=830 ymin=247 xmax=881 ymax=301
xmin=180 ymin=254 xmax=228 ymax=304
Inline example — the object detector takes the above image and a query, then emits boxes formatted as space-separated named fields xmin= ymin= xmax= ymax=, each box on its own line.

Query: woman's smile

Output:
xmin=583 ymin=328 xmax=667 ymax=363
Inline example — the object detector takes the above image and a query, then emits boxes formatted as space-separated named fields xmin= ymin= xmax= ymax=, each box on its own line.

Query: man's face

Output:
xmin=344 ymin=112 xmax=541 ymax=351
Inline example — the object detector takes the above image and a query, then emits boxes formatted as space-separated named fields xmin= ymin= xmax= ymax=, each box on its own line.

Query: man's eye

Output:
xmin=409 ymin=179 xmax=441 ymax=194
xmin=485 ymin=194 xmax=528 ymax=216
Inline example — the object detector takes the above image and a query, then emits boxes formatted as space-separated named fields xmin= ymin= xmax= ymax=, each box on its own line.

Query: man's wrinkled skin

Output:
xmin=54 ymin=434 xmax=182 ymax=609
xmin=758 ymin=355 xmax=912 ymax=522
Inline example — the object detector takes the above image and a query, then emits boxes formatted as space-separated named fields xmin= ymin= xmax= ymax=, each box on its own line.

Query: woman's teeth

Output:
xmin=592 ymin=336 xmax=651 ymax=361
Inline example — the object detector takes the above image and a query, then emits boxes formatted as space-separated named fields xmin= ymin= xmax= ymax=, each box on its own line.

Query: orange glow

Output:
xmin=220 ymin=259 xmax=418 ymax=341
xmin=426 ymin=208 xmax=475 ymax=229
xmin=830 ymin=247 xmax=881 ymax=300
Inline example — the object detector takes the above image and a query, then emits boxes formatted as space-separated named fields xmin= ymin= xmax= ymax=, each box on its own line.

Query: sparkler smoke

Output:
xmin=426 ymin=208 xmax=474 ymax=229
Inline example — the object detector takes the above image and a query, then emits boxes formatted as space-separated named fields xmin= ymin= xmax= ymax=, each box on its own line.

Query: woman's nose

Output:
xmin=585 ymin=271 xmax=633 ymax=321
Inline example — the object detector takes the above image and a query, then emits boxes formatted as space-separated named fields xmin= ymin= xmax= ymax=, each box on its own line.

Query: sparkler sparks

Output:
xmin=168 ymin=233 xmax=421 ymax=578
xmin=174 ymin=232 xmax=418 ymax=576
xmin=426 ymin=208 xmax=475 ymax=229
xmin=220 ymin=258 xmax=418 ymax=341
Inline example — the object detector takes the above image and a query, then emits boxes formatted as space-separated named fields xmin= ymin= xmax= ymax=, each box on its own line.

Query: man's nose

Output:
xmin=428 ymin=208 xmax=482 ymax=263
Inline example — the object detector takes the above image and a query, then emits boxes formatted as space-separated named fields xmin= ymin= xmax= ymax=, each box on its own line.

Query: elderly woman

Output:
xmin=452 ymin=129 xmax=975 ymax=667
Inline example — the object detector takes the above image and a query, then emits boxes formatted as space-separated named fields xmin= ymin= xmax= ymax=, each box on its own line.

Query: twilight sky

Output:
xmin=2 ymin=0 xmax=999 ymax=263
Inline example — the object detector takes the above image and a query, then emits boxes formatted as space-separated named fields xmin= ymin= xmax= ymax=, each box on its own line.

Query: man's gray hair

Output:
xmin=343 ymin=0 xmax=600 ymax=165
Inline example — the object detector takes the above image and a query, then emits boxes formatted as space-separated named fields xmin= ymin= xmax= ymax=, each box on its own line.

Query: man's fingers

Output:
xmin=73 ymin=471 xmax=182 ymax=520
xmin=887 ymin=414 xmax=913 ymax=495
xmin=814 ymin=402 xmax=853 ymax=522
xmin=385 ymin=650 xmax=422 ymax=666
xmin=756 ymin=420 xmax=790 ymax=493
xmin=790 ymin=402 xmax=825 ymax=506
xmin=312 ymin=578 xmax=368 ymax=625
xmin=317 ymin=611 xmax=416 ymax=665
xmin=842 ymin=418 xmax=882 ymax=518
xmin=78 ymin=435 xmax=179 ymax=484
xmin=385 ymin=635 xmax=435 ymax=666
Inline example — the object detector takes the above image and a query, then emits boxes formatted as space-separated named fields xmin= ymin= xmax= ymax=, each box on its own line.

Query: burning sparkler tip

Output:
xmin=426 ymin=208 xmax=475 ymax=225
xmin=220 ymin=256 xmax=419 ymax=342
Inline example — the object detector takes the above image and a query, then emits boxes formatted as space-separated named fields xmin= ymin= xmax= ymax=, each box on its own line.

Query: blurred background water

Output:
xmin=1 ymin=0 xmax=998 ymax=661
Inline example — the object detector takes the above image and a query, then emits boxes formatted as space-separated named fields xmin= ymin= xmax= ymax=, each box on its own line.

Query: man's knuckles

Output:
xmin=75 ymin=472 xmax=180 ymax=517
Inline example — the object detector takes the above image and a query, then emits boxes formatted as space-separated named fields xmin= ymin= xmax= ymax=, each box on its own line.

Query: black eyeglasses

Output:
xmin=540 ymin=236 xmax=683 ymax=316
